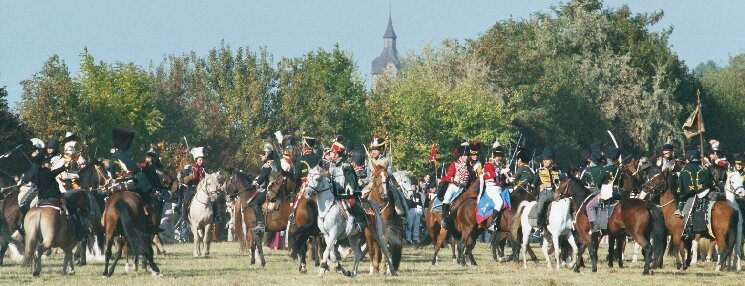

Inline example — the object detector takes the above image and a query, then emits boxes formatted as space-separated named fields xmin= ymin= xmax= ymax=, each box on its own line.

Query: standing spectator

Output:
xmin=405 ymin=180 xmax=424 ymax=244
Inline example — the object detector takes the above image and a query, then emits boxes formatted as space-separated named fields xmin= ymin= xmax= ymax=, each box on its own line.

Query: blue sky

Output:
xmin=2 ymin=1 xmax=745 ymax=105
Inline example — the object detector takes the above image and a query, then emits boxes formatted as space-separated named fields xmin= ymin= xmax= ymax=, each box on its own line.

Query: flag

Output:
xmin=682 ymin=104 xmax=705 ymax=139
xmin=428 ymin=143 xmax=437 ymax=163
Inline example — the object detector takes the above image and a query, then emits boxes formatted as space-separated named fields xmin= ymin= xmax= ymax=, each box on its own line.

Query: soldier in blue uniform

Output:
xmin=249 ymin=144 xmax=279 ymax=232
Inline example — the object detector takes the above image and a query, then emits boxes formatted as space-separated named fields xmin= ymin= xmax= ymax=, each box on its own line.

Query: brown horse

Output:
xmin=645 ymin=167 xmax=739 ymax=271
xmin=22 ymin=190 xmax=89 ymax=276
xmin=101 ymin=191 xmax=160 ymax=277
xmin=554 ymin=175 xmax=666 ymax=275
xmin=421 ymin=196 xmax=457 ymax=264
xmin=432 ymin=180 xmax=486 ymax=266
xmin=225 ymin=171 xmax=266 ymax=266
xmin=73 ymin=160 xmax=110 ymax=266
xmin=365 ymin=162 xmax=403 ymax=273
xmin=286 ymin=187 xmax=321 ymax=273
xmin=0 ymin=187 xmax=22 ymax=266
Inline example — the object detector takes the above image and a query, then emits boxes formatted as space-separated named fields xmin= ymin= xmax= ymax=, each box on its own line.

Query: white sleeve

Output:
xmin=280 ymin=159 xmax=292 ymax=173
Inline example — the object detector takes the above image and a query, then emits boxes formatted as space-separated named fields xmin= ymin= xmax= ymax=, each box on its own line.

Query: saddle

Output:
xmin=594 ymin=200 xmax=619 ymax=231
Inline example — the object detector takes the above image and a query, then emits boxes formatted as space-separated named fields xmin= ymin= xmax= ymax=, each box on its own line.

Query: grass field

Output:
xmin=0 ymin=240 xmax=742 ymax=285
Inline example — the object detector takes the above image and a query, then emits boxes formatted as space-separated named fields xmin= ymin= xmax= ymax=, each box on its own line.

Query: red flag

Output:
xmin=429 ymin=143 xmax=437 ymax=163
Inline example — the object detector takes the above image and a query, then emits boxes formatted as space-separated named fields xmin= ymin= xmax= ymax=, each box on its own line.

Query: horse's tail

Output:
xmin=86 ymin=191 xmax=106 ymax=253
xmin=289 ymin=202 xmax=317 ymax=258
xmin=510 ymin=203 xmax=526 ymax=239
xmin=115 ymin=200 xmax=147 ymax=256
xmin=234 ymin=202 xmax=246 ymax=252
xmin=647 ymin=203 xmax=667 ymax=268
xmin=385 ymin=217 xmax=404 ymax=271
xmin=22 ymin=210 xmax=41 ymax=266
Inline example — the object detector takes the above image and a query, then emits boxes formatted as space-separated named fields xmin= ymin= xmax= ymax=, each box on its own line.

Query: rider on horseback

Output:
xmin=249 ymin=143 xmax=279 ymax=232
xmin=18 ymin=138 xmax=46 ymax=215
xmin=326 ymin=138 xmax=367 ymax=229
xmin=581 ymin=143 xmax=611 ymax=233
xmin=657 ymin=139 xmax=681 ymax=172
xmin=295 ymin=135 xmax=321 ymax=185
xmin=440 ymin=141 xmax=471 ymax=227
xmin=469 ymin=141 xmax=483 ymax=178
xmin=55 ymin=132 xmax=86 ymax=192
xmin=533 ymin=147 xmax=565 ymax=235
xmin=705 ymin=139 xmax=729 ymax=192
xmin=110 ymin=128 xmax=157 ymax=230
xmin=482 ymin=140 xmax=509 ymax=231
xmin=366 ymin=134 xmax=407 ymax=217
xmin=735 ymin=153 xmax=745 ymax=179
xmin=675 ymin=149 xmax=714 ymax=221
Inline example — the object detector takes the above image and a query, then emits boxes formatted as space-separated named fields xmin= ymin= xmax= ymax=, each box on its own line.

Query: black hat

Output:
xmin=112 ymin=127 xmax=135 ymax=151
xmin=46 ymin=139 xmax=60 ymax=150
xmin=350 ymin=149 xmax=366 ymax=165
xmin=490 ymin=140 xmax=505 ymax=157
xmin=686 ymin=149 xmax=701 ymax=161
xmin=146 ymin=149 xmax=158 ymax=158
xmin=516 ymin=147 xmax=531 ymax=164
xmin=607 ymin=148 xmax=621 ymax=161
xmin=734 ymin=153 xmax=745 ymax=164
xmin=540 ymin=147 xmax=554 ymax=160
xmin=662 ymin=141 xmax=674 ymax=151
xmin=453 ymin=141 xmax=470 ymax=157
xmin=590 ymin=143 xmax=605 ymax=162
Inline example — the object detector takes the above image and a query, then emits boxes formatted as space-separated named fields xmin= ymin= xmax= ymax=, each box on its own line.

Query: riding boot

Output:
xmin=675 ymin=201 xmax=685 ymax=217
xmin=252 ymin=204 xmax=266 ymax=233
xmin=440 ymin=203 xmax=450 ymax=228
xmin=490 ymin=210 xmax=500 ymax=231
xmin=213 ymin=201 xmax=222 ymax=223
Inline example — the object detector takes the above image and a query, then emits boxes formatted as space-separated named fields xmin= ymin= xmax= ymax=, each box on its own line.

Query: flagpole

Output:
xmin=697 ymin=89 xmax=705 ymax=161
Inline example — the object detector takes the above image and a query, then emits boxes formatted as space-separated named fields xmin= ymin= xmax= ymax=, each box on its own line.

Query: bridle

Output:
xmin=305 ymin=169 xmax=331 ymax=196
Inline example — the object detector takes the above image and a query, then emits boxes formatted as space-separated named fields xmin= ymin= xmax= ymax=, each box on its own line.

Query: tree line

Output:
xmin=2 ymin=0 xmax=744 ymax=177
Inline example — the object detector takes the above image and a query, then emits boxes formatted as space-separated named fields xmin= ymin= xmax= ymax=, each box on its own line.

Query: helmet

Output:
xmin=30 ymin=138 xmax=45 ymax=150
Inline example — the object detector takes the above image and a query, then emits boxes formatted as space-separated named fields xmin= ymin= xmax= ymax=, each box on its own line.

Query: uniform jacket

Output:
xmin=678 ymin=161 xmax=713 ymax=199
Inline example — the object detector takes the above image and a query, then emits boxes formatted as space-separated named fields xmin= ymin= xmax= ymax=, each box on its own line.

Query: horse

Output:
xmin=224 ymin=171 xmax=265 ymax=266
xmin=188 ymin=172 xmax=223 ymax=258
xmin=518 ymin=197 xmax=577 ymax=270
xmin=719 ymin=170 xmax=744 ymax=270
xmin=434 ymin=179 xmax=492 ymax=266
xmin=364 ymin=161 xmax=403 ymax=273
xmin=421 ymin=196 xmax=457 ymax=265
xmin=305 ymin=165 xmax=396 ymax=277
xmin=22 ymin=190 xmax=89 ymax=276
xmin=101 ymin=190 xmax=160 ymax=277
xmin=0 ymin=187 xmax=23 ymax=266
xmin=554 ymin=175 xmax=666 ymax=275
xmin=286 ymin=182 xmax=322 ymax=274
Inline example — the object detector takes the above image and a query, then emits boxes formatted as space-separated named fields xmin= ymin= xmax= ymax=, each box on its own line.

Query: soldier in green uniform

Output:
xmin=734 ymin=153 xmax=745 ymax=179
xmin=294 ymin=135 xmax=321 ymax=185
xmin=605 ymin=147 xmax=624 ymax=198
xmin=581 ymin=143 xmax=611 ymax=232
xmin=676 ymin=149 xmax=714 ymax=218
xmin=532 ymin=147 xmax=565 ymax=234
xmin=512 ymin=148 xmax=536 ymax=195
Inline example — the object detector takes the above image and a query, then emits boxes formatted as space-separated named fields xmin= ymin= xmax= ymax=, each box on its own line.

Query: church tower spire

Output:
xmin=372 ymin=8 xmax=401 ymax=90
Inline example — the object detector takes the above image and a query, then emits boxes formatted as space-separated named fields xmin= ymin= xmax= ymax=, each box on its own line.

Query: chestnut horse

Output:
xmin=422 ymin=197 xmax=457 ymax=264
xmin=101 ymin=191 xmax=160 ymax=277
xmin=434 ymin=180 xmax=487 ymax=266
xmin=554 ymin=175 xmax=666 ymax=275
xmin=365 ymin=161 xmax=403 ymax=273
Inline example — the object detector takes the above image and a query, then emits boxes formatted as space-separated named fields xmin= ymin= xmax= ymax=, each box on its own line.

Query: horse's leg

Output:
xmin=347 ymin=236 xmax=362 ymax=277
xmin=616 ymin=236 xmax=625 ymax=269
xmin=521 ymin=227 xmax=531 ymax=269
xmin=691 ymin=238 xmax=699 ymax=264
xmin=33 ymin=245 xmax=43 ymax=277
xmin=203 ymin=222 xmax=213 ymax=257
xmin=607 ymin=234 xmax=615 ymax=268
xmin=541 ymin=236 xmax=552 ymax=270
xmin=107 ymin=239 xmax=125 ymax=277
xmin=318 ymin=235 xmax=334 ymax=277
xmin=431 ymin=227 xmax=447 ymax=265
xmin=589 ymin=234 xmax=599 ymax=272
xmin=192 ymin=222 xmax=201 ymax=258
xmin=256 ymin=231 xmax=266 ymax=267
xmin=567 ymin=233 xmax=579 ymax=269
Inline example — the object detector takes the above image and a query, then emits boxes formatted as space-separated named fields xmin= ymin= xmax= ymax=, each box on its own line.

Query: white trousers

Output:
xmin=484 ymin=185 xmax=504 ymax=212
xmin=443 ymin=184 xmax=462 ymax=204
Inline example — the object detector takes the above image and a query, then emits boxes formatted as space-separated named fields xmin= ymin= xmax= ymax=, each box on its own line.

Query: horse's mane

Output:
xmin=565 ymin=176 xmax=590 ymax=203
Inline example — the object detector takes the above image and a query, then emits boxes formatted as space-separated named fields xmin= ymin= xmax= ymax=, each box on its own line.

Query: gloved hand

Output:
xmin=183 ymin=175 xmax=195 ymax=185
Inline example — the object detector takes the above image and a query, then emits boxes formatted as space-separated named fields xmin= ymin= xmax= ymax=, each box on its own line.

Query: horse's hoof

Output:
xmin=390 ymin=271 xmax=398 ymax=276
xmin=573 ymin=268 xmax=580 ymax=273
xmin=642 ymin=269 xmax=650 ymax=275
xmin=33 ymin=271 xmax=40 ymax=277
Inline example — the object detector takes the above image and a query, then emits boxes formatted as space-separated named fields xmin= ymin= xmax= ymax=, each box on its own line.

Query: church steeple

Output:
xmin=372 ymin=12 xmax=401 ymax=88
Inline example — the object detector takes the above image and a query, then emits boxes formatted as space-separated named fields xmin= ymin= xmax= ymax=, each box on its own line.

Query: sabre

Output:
xmin=183 ymin=136 xmax=190 ymax=150
xmin=508 ymin=132 xmax=523 ymax=173
xmin=606 ymin=130 xmax=621 ymax=163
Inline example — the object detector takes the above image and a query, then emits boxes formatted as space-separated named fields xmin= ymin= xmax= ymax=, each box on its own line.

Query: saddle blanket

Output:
xmin=431 ymin=198 xmax=443 ymax=212
xmin=683 ymin=192 xmax=723 ymax=239
xmin=476 ymin=188 xmax=512 ymax=224
xmin=594 ymin=201 xmax=619 ymax=231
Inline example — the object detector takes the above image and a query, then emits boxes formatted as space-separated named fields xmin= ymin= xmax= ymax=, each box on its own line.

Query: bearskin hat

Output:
xmin=453 ymin=140 xmax=470 ymax=157
xmin=469 ymin=141 xmax=481 ymax=156
xmin=590 ymin=143 xmax=605 ymax=162
xmin=540 ymin=147 xmax=554 ymax=160
xmin=686 ymin=148 xmax=701 ymax=161
xmin=516 ymin=147 xmax=531 ymax=164
xmin=112 ymin=127 xmax=135 ymax=151
xmin=734 ymin=153 xmax=745 ymax=164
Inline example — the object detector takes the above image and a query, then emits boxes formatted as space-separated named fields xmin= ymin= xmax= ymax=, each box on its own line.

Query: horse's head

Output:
xmin=305 ymin=165 xmax=329 ymax=198
xmin=726 ymin=171 xmax=745 ymax=198
xmin=553 ymin=176 xmax=587 ymax=202
xmin=641 ymin=166 xmax=667 ymax=197
xmin=369 ymin=161 xmax=390 ymax=200
xmin=198 ymin=172 xmax=223 ymax=200
xmin=223 ymin=171 xmax=252 ymax=197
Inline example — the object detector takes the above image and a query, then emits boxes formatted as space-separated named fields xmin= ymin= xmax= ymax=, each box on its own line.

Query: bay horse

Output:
xmin=435 ymin=179 xmax=489 ymax=266
xmin=554 ymin=175 xmax=666 ymax=275
xmin=101 ymin=190 xmax=160 ymax=277
xmin=365 ymin=161 xmax=403 ymax=273
xmin=0 ymin=187 xmax=22 ymax=266
xmin=188 ymin=172 xmax=222 ymax=258
xmin=305 ymin=165 xmax=396 ymax=277
xmin=22 ymin=190 xmax=89 ymax=276
xmin=286 ymin=184 xmax=321 ymax=274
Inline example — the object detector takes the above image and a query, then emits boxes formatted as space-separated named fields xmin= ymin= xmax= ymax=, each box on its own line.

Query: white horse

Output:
xmin=540 ymin=198 xmax=578 ymax=270
xmin=305 ymin=166 xmax=396 ymax=277
xmin=518 ymin=201 xmax=538 ymax=269
xmin=188 ymin=172 xmax=222 ymax=258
